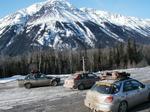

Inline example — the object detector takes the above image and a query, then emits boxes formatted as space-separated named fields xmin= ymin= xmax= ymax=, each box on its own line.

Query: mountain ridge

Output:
xmin=0 ymin=0 xmax=150 ymax=55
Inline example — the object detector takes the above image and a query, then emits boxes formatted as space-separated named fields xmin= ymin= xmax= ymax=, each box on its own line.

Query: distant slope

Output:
xmin=0 ymin=0 xmax=150 ymax=55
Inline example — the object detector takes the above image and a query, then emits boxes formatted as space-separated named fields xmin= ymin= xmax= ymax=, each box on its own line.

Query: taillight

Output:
xmin=104 ymin=96 xmax=113 ymax=103
xmin=74 ymin=75 xmax=80 ymax=80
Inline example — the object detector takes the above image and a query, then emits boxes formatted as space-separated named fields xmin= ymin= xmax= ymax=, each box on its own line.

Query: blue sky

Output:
xmin=0 ymin=0 xmax=150 ymax=19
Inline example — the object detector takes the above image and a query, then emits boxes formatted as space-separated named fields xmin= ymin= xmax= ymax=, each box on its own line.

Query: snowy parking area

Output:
xmin=0 ymin=81 xmax=86 ymax=111
xmin=0 ymin=66 xmax=150 ymax=112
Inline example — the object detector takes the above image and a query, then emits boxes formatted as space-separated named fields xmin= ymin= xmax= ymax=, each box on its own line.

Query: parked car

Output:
xmin=64 ymin=72 xmax=100 ymax=90
xmin=84 ymin=72 xmax=150 ymax=112
xmin=18 ymin=73 xmax=60 ymax=89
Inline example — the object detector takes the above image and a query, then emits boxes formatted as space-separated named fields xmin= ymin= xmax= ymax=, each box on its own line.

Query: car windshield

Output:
xmin=24 ymin=73 xmax=46 ymax=79
xmin=91 ymin=82 xmax=121 ymax=94
xmin=25 ymin=74 xmax=35 ymax=80
xmin=68 ymin=74 xmax=79 ymax=79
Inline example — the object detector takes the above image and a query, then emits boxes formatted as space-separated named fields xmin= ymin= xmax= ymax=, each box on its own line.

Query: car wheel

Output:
xmin=91 ymin=109 xmax=96 ymax=112
xmin=118 ymin=101 xmax=128 ymax=112
xmin=148 ymin=93 xmax=150 ymax=101
xmin=51 ymin=81 xmax=58 ymax=86
xmin=78 ymin=84 xmax=84 ymax=90
xmin=24 ymin=83 xmax=32 ymax=89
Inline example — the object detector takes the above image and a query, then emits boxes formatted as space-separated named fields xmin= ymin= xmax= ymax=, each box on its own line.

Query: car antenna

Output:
xmin=82 ymin=56 xmax=86 ymax=73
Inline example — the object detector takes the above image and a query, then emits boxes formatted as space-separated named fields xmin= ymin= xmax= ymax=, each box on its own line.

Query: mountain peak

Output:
xmin=26 ymin=0 xmax=89 ymax=24
xmin=45 ymin=0 xmax=67 ymax=3
xmin=43 ymin=0 xmax=73 ymax=10
xmin=0 ymin=0 xmax=150 ymax=55
xmin=24 ymin=0 xmax=70 ymax=15
xmin=0 ymin=0 xmax=72 ymax=27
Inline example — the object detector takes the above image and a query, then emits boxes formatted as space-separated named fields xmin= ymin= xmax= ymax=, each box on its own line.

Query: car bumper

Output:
xmin=84 ymin=99 xmax=118 ymax=112
xmin=63 ymin=84 xmax=77 ymax=89
xmin=17 ymin=79 xmax=25 ymax=87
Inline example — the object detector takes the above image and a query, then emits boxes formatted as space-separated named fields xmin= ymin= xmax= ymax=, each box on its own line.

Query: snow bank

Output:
xmin=0 ymin=74 xmax=70 ymax=84
xmin=0 ymin=75 xmax=25 ymax=84
xmin=0 ymin=66 xmax=150 ymax=84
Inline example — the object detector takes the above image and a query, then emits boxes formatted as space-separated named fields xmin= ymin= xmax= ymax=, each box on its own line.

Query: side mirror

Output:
xmin=139 ymin=84 xmax=145 ymax=89
xmin=142 ymin=84 xmax=145 ymax=88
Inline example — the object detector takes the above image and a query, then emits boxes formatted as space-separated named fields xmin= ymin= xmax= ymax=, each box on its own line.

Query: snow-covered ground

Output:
xmin=0 ymin=85 xmax=83 ymax=110
xmin=0 ymin=74 xmax=69 ymax=84
xmin=0 ymin=66 xmax=150 ymax=112
xmin=0 ymin=75 xmax=25 ymax=84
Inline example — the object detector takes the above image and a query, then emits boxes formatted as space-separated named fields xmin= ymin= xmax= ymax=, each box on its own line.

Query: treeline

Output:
xmin=0 ymin=40 xmax=150 ymax=78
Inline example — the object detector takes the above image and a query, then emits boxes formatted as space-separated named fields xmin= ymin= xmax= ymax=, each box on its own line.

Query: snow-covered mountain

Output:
xmin=0 ymin=0 xmax=150 ymax=55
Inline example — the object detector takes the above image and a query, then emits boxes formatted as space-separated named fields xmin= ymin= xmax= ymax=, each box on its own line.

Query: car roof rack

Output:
xmin=74 ymin=71 xmax=90 ymax=75
xmin=101 ymin=71 xmax=131 ymax=80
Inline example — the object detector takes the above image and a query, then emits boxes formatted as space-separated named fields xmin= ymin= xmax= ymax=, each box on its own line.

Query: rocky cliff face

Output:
xmin=0 ymin=0 xmax=150 ymax=55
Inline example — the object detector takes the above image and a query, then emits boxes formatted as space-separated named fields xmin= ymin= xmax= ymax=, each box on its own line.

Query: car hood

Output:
xmin=147 ymin=84 xmax=150 ymax=89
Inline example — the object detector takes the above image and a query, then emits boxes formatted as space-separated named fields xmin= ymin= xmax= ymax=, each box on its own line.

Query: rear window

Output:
xmin=91 ymin=82 xmax=121 ymax=94
xmin=68 ymin=73 xmax=86 ymax=79
xmin=91 ymin=85 xmax=112 ymax=94
xmin=68 ymin=74 xmax=80 ymax=79
xmin=87 ymin=74 xmax=98 ymax=79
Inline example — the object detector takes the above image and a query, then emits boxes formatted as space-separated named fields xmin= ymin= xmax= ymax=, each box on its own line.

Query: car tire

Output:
xmin=148 ymin=93 xmax=150 ymax=101
xmin=24 ymin=83 xmax=32 ymax=89
xmin=78 ymin=84 xmax=84 ymax=90
xmin=118 ymin=101 xmax=128 ymax=112
xmin=51 ymin=80 xmax=58 ymax=86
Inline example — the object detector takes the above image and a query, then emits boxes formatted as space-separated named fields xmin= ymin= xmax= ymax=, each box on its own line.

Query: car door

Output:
xmin=123 ymin=80 xmax=140 ymax=107
xmin=25 ymin=74 xmax=37 ymax=86
xmin=36 ymin=74 xmax=50 ymax=86
xmin=79 ymin=74 xmax=88 ymax=88
xmin=130 ymin=80 xmax=148 ymax=103
xmin=86 ymin=74 xmax=98 ymax=88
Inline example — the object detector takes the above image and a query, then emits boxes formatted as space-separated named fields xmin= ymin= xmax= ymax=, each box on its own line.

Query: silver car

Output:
xmin=18 ymin=73 xmax=60 ymax=89
xmin=84 ymin=77 xmax=150 ymax=112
